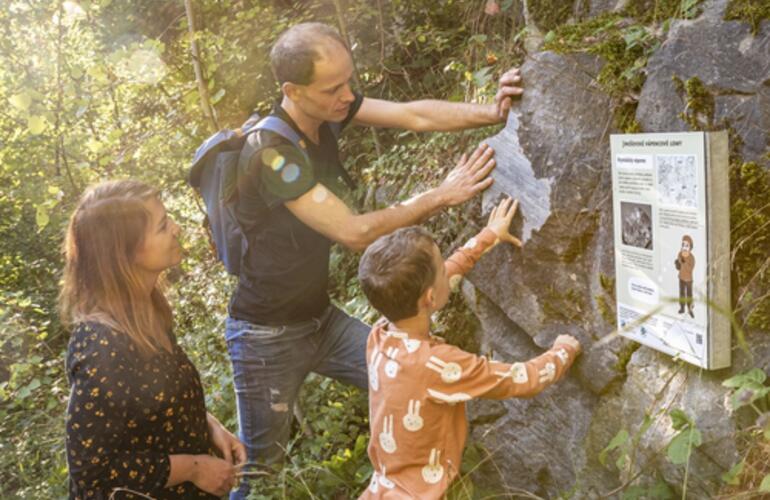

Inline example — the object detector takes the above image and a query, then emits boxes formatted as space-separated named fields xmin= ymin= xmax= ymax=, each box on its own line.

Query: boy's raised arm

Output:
xmin=424 ymin=336 xmax=580 ymax=404
xmin=445 ymin=197 xmax=522 ymax=289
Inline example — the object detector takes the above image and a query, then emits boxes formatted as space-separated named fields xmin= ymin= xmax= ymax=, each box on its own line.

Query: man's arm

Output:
xmin=285 ymin=144 xmax=495 ymax=252
xmin=351 ymin=68 xmax=523 ymax=132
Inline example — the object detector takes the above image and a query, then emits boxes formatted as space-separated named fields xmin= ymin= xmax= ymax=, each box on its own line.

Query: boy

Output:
xmin=357 ymin=197 xmax=581 ymax=498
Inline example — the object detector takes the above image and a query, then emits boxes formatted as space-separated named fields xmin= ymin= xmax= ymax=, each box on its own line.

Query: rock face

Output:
xmin=636 ymin=0 xmax=770 ymax=163
xmin=478 ymin=49 xmax=623 ymax=394
xmin=462 ymin=3 xmax=769 ymax=497
xmin=463 ymin=283 xmax=599 ymax=496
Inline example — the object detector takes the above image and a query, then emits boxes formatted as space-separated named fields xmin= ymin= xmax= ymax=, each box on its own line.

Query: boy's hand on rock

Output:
xmin=486 ymin=197 xmax=522 ymax=247
xmin=554 ymin=334 xmax=581 ymax=354
xmin=438 ymin=143 xmax=495 ymax=206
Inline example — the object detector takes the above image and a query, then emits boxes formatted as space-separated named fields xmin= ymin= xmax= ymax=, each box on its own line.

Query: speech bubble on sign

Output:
xmin=628 ymin=276 xmax=659 ymax=305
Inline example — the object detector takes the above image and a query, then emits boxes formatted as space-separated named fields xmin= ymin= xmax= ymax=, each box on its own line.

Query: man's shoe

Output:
xmin=688 ymin=309 xmax=694 ymax=318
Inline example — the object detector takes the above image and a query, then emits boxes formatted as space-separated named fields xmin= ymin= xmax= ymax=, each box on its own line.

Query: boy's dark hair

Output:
xmin=682 ymin=234 xmax=693 ymax=249
xmin=358 ymin=226 xmax=438 ymax=322
xmin=270 ymin=22 xmax=349 ymax=86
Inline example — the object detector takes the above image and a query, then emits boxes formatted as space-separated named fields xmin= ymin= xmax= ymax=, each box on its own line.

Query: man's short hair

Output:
xmin=358 ymin=227 xmax=438 ymax=322
xmin=270 ymin=22 xmax=349 ymax=86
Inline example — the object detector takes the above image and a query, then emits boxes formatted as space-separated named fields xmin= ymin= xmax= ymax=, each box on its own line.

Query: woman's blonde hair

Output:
xmin=59 ymin=179 xmax=173 ymax=355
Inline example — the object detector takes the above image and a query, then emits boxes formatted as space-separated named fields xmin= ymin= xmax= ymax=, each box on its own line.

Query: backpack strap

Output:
xmin=325 ymin=121 xmax=357 ymax=189
xmin=239 ymin=115 xmax=357 ymax=191
xmin=255 ymin=116 xmax=307 ymax=153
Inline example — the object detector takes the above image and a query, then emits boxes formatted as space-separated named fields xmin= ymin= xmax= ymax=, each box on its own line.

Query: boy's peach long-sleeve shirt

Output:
xmin=359 ymin=228 xmax=578 ymax=499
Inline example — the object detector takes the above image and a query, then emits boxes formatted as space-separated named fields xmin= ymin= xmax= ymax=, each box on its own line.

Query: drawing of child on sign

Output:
xmin=675 ymin=235 xmax=695 ymax=318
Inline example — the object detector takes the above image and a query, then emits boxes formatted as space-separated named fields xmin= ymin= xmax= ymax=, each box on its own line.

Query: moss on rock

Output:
xmin=543 ymin=14 xmax=659 ymax=132
xmin=596 ymin=273 xmax=617 ymax=325
xmin=613 ymin=341 xmax=640 ymax=373
xmin=672 ymin=75 xmax=715 ymax=130
xmin=724 ymin=0 xmax=770 ymax=35
xmin=730 ymin=160 xmax=770 ymax=332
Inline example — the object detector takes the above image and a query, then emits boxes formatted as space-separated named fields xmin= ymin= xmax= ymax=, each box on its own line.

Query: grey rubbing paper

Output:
xmin=483 ymin=111 xmax=553 ymax=242
xmin=610 ymin=131 xmax=731 ymax=369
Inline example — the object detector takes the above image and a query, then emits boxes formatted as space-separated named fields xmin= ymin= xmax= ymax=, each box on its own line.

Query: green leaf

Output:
xmin=622 ymin=481 xmax=674 ymax=500
xmin=86 ymin=139 xmax=103 ymax=154
xmin=723 ymin=368 xmax=766 ymax=388
xmin=599 ymin=429 xmax=629 ymax=466
xmin=9 ymin=92 xmax=31 ymax=111
xmin=670 ymin=409 xmax=691 ymax=430
xmin=721 ymin=459 xmax=744 ymax=485
xmin=544 ymin=30 xmax=556 ymax=43
xmin=211 ymin=88 xmax=226 ymax=104
xmin=35 ymin=205 xmax=49 ymax=230
xmin=760 ymin=474 xmax=770 ymax=492
xmin=639 ymin=413 xmax=653 ymax=435
xmin=667 ymin=428 xmax=702 ymax=464
xmin=27 ymin=115 xmax=46 ymax=135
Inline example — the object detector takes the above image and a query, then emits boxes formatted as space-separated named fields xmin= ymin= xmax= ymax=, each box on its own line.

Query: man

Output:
xmin=225 ymin=22 xmax=523 ymax=497
xmin=675 ymin=234 xmax=695 ymax=318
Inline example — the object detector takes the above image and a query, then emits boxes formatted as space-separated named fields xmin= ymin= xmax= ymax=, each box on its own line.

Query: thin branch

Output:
xmin=54 ymin=0 xmax=63 ymax=177
xmin=184 ymin=0 xmax=219 ymax=132
xmin=331 ymin=0 xmax=382 ymax=157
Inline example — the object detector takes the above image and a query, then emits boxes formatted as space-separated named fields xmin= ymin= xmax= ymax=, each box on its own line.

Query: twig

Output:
xmin=184 ymin=0 xmax=219 ymax=132
xmin=55 ymin=0 xmax=63 ymax=177
xmin=331 ymin=0 xmax=382 ymax=157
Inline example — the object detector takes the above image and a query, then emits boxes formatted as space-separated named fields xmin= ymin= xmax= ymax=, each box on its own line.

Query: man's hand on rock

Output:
xmin=438 ymin=143 xmax=495 ymax=207
xmin=486 ymin=197 xmax=522 ymax=248
xmin=494 ymin=67 xmax=523 ymax=120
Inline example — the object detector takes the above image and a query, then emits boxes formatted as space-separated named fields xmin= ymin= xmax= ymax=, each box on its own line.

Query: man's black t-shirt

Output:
xmin=229 ymin=93 xmax=364 ymax=325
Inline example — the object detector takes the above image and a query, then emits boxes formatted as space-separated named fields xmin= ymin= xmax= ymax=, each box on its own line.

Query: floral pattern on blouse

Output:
xmin=66 ymin=322 xmax=218 ymax=499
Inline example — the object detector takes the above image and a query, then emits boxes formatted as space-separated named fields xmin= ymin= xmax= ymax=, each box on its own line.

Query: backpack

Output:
xmin=188 ymin=113 xmax=317 ymax=275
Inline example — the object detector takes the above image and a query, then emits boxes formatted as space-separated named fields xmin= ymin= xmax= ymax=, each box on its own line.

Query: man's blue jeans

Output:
xmin=225 ymin=305 xmax=369 ymax=499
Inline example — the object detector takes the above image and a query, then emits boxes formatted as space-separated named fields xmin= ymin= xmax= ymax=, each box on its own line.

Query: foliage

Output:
xmin=528 ymin=0 xmax=581 ymax=32
xmin=243 ymin=375 xmax=371 ymax=499
xmin=719 ymin=369 xmax=770 ymax=495
xmin=624 ymin=0 xmax=704 ymax=24
xmin=665 ymin=409 xmax=702 ymax=465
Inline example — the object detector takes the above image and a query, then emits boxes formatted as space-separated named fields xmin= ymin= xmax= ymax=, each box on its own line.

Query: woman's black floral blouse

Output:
xmin=66 ymin=322 xmax=218 ymax=499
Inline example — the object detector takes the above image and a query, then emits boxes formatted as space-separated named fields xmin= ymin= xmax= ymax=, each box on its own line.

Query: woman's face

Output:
xmin=133 ymin=197 xmax=182 ymax=276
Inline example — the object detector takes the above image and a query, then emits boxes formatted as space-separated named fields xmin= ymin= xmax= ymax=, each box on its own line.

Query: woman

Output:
xmin=61 ymin=180 xmax=246 ymax=499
